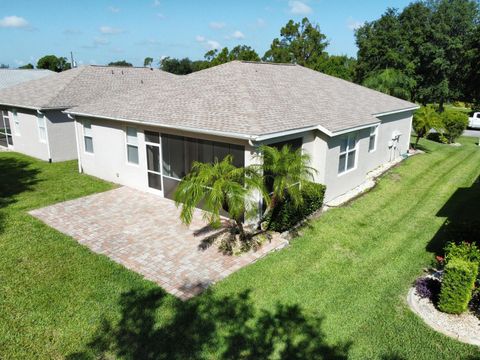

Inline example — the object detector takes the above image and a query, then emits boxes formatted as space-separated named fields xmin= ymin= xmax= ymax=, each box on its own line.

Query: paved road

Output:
xmin=464 ymin=129 xmax=480 ymax=137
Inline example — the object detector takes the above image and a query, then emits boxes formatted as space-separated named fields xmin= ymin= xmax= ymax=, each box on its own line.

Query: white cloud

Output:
xmin=153 ymin=0 xmax=160 ymax=7
xmin=347 ymin=17 xmax=364 ymax=31
xmin=0 ymin=15 xmax=29 ymax=28
xmin=108 ymin=6 xmax=120 ymax=13
xmin=288 ymin=1 xmax=312 ymax=15
xmin=94 ymin=37 xmax=110 ymax=45
xmin=206 ymin=40 xmax=220 ymax=50
xmin=63 ymin=28 xmax=82 ymax=35
xmin=231 ymin=30 xmax=245 ymax=39
xmin=256 ymin=18 xmax=266 ymax=27
xmin=99 ymin=26 xmax=123 ymax=34
xmin=156 ymin=13 xmax=165 ymax=19
xmin=195 ymin=35 xmax=205 ymax=42
xmin=209 ymin=21 xmax=226 ymax=30
xmin=14 ymin=59 xmax=24 ymax=66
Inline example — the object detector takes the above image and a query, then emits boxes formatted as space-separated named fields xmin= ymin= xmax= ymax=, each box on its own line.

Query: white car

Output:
xmin=469 ymin=112 xmax=480 ymax=129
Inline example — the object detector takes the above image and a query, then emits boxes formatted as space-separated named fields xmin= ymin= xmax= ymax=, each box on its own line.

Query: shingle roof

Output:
xmin=0 ymin=65 xmax=176 ymax=110
xmin=68 ymin=61 xmax=417 ymax=137
xmin=0 ymin=69 xmax=55 ymax=90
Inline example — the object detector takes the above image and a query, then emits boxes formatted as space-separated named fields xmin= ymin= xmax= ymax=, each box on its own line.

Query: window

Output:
xmin=83 ymin=120 xmax=93 ymax=153
xmin=126 ymin=127 xmax=139 ymax=164
xmin=37 ymin=113 xmax=47 ymax=143
xmin=0 ymin=110 xmax=13 ymax=147
xmin=338 ymin=134 xmax=357 ymax=174
xmin=12 ymin=110 xmax=20 ymax=136
xmin=368 ymin=126 xmax=378 ymax=152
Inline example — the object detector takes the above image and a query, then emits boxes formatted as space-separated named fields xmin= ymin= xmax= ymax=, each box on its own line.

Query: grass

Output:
xmin=1 ymin=137 xmax=480 ymax=359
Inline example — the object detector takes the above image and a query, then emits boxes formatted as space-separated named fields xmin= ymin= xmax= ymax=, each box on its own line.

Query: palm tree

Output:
xmin=257 ymin=145 xmax=316 ymax=218
xmin=174 ymin=155 xmax=264 ymax=241
xmin=413 ymin=105 xmax=441 ymax=149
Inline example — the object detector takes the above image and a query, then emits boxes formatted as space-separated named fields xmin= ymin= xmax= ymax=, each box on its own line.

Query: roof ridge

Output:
xmin=43 ymin=67 xmax=89 ymax=108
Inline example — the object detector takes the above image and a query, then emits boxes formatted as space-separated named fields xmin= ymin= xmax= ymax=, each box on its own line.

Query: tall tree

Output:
xmin=108 ymin=60 xmax=133 ymax=67
xmin=464 ymin=24 xmax=480 ymax=110
xmin=263 ymin=17 xmax=328 ymax=66
xmin=205 ymin=45 xmax=260 ymax=66
xmin=314 ymin=54 xmax=357 ymax=81
xmin=18 ymin=63 xmax=34 ymax=69
xmin=363 ymin=68 xmax=416 ymax=100
xmin=143 ymin=57 xmax=153 ymax=67
xmin=355 ymin=8 xmax=405 ymax=82
xmin=160 ymin=57 xmax=208 ymax=75
xmin=37 ymin=55 xmax=71 ymax=72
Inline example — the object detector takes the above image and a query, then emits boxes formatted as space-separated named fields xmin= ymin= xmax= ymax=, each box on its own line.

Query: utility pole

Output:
xmin=70 ymin=51 xmax=75 ymax=68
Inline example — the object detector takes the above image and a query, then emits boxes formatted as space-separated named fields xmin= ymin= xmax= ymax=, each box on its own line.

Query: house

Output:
xmin=65 ymin=61 xmax=418 ymax=203
xmin=0 ymin=66 xmax=176 ymax=161
xmin=0 ymin=68 xmax=55 ymax=90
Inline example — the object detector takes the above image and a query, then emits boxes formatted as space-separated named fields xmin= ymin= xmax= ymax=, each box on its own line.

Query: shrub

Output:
xmin=264 ymin=182 xmax=326 ymax=232
xmin=444 ymin=242 xmax=480 ymax=265
xmin=438 ymin=258 xmax=478 ymax=314
xmin=415 ymin=277 xmax=441 ymax=303
xmin=440 ymin=110 xmax=468 ymax=143
xmin=470 ymin=289 xmax=480 ymax=319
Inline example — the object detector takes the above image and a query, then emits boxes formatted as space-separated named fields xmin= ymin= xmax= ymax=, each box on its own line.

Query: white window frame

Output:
xmin=338 ymin=133 xmax=358 ymax=176
xmin=83 ymin=120 xmax=94 ymax=154
xmin=368 ymin=125 xmax=378 ymax=153
xmin=11 ymin=109 xmax=20 ymax=136
xmin=125 ymin=126 xmax=139 ymax=165
xmin=37 ymin=113 xmax=47 ymax=143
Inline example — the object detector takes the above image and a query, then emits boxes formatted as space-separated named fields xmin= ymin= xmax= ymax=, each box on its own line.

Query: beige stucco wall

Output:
xmin=6 ymin=108 xmax=50 ymax=161
xmin=75 ymin=116 xmax=251 ymax=195
xmin=75 ymin=110 xmax=412 ymax=205
xmin=321 ymin=110 xmax=413 ymax=202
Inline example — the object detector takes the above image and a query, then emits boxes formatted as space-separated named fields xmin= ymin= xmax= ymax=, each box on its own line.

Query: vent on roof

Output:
xmin=111 ymin=70 xmax=114 ymax=74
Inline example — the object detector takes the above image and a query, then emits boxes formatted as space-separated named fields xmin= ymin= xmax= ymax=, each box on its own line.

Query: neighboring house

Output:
xmin=0 ymin=69 xmax=55 ymax=90
xmin=0 ymin=66 xmax=176 ymax=162
xmin=65 ymin=61 xmax=418 ymax=203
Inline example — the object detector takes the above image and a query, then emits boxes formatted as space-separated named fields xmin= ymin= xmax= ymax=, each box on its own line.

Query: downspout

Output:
xmin=68 ymin=114 xmax=82 ymax=173
xmin=37 ymin=109 xmax=52 ymax=163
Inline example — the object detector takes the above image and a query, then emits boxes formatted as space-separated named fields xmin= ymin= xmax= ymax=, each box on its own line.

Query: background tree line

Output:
xmin=19 ymin=0 xmax=479 ymax=109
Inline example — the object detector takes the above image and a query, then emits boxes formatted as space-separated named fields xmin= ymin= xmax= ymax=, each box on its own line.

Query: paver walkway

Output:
xmin=30 ymin=187 xmax=287 ymax=299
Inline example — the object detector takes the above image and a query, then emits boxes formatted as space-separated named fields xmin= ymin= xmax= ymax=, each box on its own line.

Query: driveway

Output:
xmin=30 ymin=187 xmax=287 ymax=299
xmin=464 ymin=129 xmax=480 ymax=138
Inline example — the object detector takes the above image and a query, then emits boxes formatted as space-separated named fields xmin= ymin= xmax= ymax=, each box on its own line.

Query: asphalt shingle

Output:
xmin=68 ymin=61 xmax=417 ymax=136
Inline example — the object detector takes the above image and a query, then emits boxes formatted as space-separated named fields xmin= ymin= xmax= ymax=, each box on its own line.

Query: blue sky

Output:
xmin=0 ymin=0 xmax=412 ymax=68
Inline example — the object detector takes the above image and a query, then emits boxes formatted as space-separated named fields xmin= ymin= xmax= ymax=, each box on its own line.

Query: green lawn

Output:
xmin=1 ymin=138 xmax=480 ymax=359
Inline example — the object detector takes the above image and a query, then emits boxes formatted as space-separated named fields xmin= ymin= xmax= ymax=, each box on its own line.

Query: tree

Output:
xmin=314 ymin=54 xmax=357 ymax=81
xmin=263 ymin=17 xmax=329 ymax=66
xmin=355 ymin=8 xmax=406 ymax=83
xmin=440 ymin=110 xmax=468 ymax=143
xmin=0 ymin=64 xmax=9 ymax=69
xmin=363 ymin=68 xmax=416 ymax=100
xmin=174 ymin=155 xmax=264 ymax=241
xmin=18 ymin=63 xmax=34 ymax=69
xmin=412 ymin=105 xmax=441 ymax=149
xmin=205 ymin=45 xmax=260 ymax=67
xmin=108 ymin=60 xmax=133 ymax=67
xmin=257 ymin=145 xmax=316 ymax=218
xmin=37 ymin=55 xmax=71 ymax=72
xmin=464 ymin=24 xmax=480 ymax=110
xmin=144 ymin=57 xmax=153 ymax=67
xmin=160 ymin=57 xmax=208 ymax=75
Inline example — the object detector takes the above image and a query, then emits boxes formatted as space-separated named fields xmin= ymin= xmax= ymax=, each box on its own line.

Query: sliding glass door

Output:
xmin=145 ymin=131 xmax=162 ymax=193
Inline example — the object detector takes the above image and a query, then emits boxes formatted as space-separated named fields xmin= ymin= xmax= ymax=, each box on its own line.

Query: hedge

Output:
xmin=438 ymin=258 xmax=478 ymax=314
xmin=264 ymin=182 xmax=326 ymax=232
xmin=440 ymin=110 xmax=468 ymax=144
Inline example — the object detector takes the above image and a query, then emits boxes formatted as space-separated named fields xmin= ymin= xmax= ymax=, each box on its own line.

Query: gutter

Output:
xmin=64 ymin=105 xmax=420 ymax=146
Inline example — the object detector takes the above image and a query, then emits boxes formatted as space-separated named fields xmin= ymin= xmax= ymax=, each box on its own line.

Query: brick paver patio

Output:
xmin=30 ymin=187 xmax=288 ymax=299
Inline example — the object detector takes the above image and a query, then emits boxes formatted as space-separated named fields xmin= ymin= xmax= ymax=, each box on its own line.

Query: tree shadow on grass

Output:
xmin=0 ymin=156 xmax=40 ymax=233
xmin=426 ymin=176 xmax=480 ymax=255
xmin=67 ymin=288 xmax=350 ymax=360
